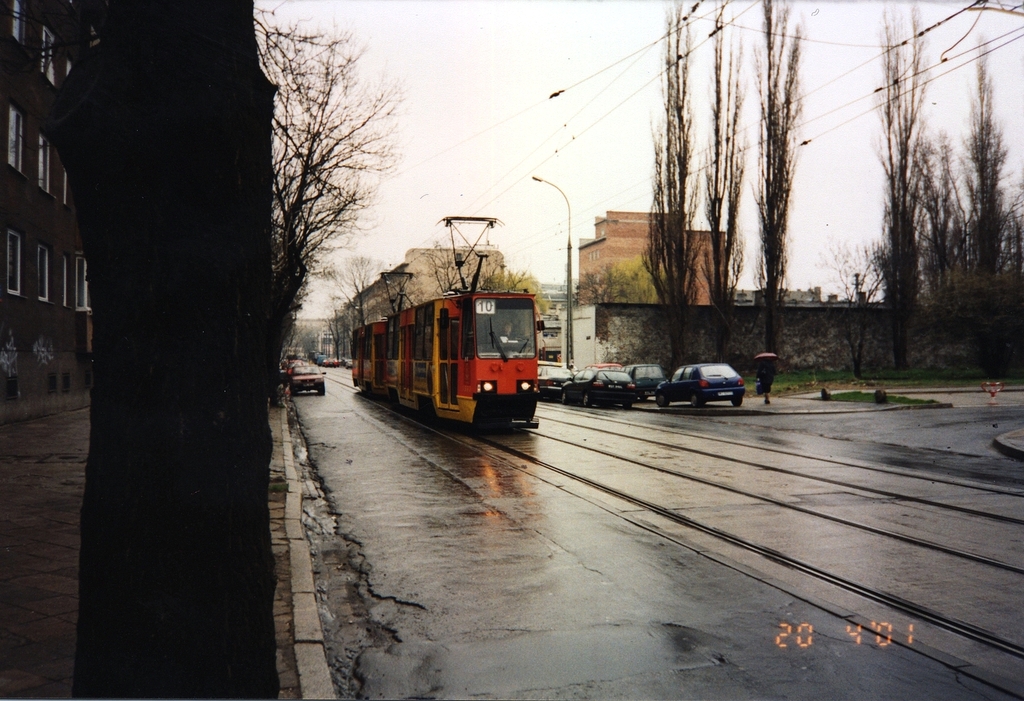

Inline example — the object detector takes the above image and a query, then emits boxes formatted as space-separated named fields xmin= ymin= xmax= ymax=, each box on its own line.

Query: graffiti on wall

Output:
xmin=0 ymin=326 xmax=16 ymax=377
xmin=32 ymin=336 xmax=55 ymax=365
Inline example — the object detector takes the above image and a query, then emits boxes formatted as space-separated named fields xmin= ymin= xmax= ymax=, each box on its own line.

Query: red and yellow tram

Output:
xmin=352 ymin=290 xmax=540 ymax=429
xmin=351 ymin=319 xmax=389 ymax=397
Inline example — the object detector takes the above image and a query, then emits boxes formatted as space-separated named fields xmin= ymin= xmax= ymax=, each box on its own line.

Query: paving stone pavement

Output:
xmin=0 ymin=405 xmax=323 ymax=698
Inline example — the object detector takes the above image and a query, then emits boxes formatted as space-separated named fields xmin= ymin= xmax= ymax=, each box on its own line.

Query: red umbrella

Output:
xmin=754 ymin=352 xmax=779 ymax=361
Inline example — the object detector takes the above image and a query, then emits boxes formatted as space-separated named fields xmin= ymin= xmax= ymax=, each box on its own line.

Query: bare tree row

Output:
xmin=876 ymin=7 xmax=1024 ymax=377
xmin=647 ymin=0 xmax=799 ymax=368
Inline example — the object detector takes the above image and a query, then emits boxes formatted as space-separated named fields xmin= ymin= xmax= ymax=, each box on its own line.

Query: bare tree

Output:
xmin=333 ymin=255 xmax=386 ymax=328
xmin=929 ymin=53 xmax=1021 ymax=377
xmin=755 ymin=0 xmax=802 ymax=355
xmin=1008 ymin=191 xmax=1024 ymax=279
xmin=48 ymin=3 xmax=278 ymax=695
xmin=876 ymin=7 xmax=926 ymax=370
xmin=258 ymin=18 xmax=399 ymax=393
xmin=412 ymin=244 xmax=504 ymax=304
xmin=919 ymin=131 xmax=967 ymax=293
xmin=823 ymin=240 xmax=883 ymax=378
xmin=703 ymin=1 xmax=745 ymax=362
xmin=964 ymin=55 xmax=1010 ymax=275
xmin=646 ymin=4 xmax=700 ymax=369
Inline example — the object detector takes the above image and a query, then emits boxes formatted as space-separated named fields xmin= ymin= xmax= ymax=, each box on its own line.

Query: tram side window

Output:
xmin=450 ymin=318 xmax=460 ymax=361
xmin=438 ymin=309 xmax=448 ymax=361
xmin=414 ymin=306 xmax=425 ymax=360
xmin=462 ymin=299 xmax=474 ymax=360
xmin=424 ymin=305 xmax=433 ymax=360
xmin=386 ymin=318 xmax=397 ymax=359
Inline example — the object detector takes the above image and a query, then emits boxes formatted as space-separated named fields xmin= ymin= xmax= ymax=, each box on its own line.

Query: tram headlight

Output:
xmin=478 ymin=380 xmax=498 ymax=393
xmin=517 ymin=380 xmax=536 ymax=393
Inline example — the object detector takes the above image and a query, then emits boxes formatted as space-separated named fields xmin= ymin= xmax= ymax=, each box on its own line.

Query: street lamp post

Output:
xmin=531 ymin=176 xmax=572 ymax=368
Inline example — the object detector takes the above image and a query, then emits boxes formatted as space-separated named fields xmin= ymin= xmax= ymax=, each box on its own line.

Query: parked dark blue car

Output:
xmin=622 ymin=364 xmax=667 ymax=401
xmin=655 ymin=363 xmax=745 ymax=407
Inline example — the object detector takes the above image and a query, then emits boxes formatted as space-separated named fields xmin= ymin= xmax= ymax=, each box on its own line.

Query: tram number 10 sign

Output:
xmin=775 ymin=622 xmax=915 ymax=649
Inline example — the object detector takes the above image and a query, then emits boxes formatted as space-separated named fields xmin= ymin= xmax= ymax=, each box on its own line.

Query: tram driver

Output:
xmin=498 ymin=320 xmax=518 ymax=344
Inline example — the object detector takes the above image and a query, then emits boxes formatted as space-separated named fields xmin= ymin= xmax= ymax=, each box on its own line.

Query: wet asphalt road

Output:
xmin=291 ymin=371 xmax=1024 ymax=699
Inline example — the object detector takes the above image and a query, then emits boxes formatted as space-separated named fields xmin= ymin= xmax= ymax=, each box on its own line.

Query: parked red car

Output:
xmin=289 ymin=365 xmax=326 ymax=395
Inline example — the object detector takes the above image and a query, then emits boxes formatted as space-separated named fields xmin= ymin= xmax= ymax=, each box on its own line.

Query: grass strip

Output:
xmin=829 ymin=391 xmax=937 ymax=405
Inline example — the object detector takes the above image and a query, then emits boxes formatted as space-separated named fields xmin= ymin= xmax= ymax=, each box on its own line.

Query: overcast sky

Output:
xmin=259 ymin=0 xmax=1024 ymax=315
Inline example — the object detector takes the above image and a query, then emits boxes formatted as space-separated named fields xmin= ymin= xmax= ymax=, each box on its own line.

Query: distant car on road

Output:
xmin=622 ymin=364 xmax=667 ymax=401
xmin=561 ymin=369 xmax=636 ymax=408
xmin=655 ymin=363 xmax=745 ymax=407
xmin=537 ymin=363 xmax=574 ymax=400
xmin=289 ymin=365 xmax=326 ymax=396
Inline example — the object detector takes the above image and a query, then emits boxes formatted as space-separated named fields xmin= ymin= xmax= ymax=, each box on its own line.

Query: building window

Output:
xmin=75 ymin=255 xmax=89 ymax=310
xmin=11 ymin=0 xmax=24 ymax=44
xmin=47 ymin=373 xmax=57 ymax=393
xmin=62 ymin=253 xmax=70 ymax=306
xmin=5 ymin=377 xmax=17 ymax=400
xmin=8 ymin=104 xmax=24 ymax=172
xmin=41 ymin=26 xmax=55 ymax=83
xmin=7 ymin=230 xmax=22 ymax=295
xmin=37 ymin=134 xmax=50 ymax=192
xmin=37 ymin=243 xmax=50 ymax=301
xmin=61 ymin=371 xmax=71 ymax=392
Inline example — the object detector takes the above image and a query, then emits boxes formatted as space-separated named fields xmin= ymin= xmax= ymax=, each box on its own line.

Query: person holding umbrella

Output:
xmin=755 ymin=352 xmax=778 ymax=405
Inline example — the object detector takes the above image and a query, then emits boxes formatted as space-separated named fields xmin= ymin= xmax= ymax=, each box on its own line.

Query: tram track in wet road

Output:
xmin=539 ymin=404 xmax=1024 ymax=508
xmin=508 ymin=413 xmax=1024 ymax=575
xmin=319 ymin=372 xmax=1024 ymax=694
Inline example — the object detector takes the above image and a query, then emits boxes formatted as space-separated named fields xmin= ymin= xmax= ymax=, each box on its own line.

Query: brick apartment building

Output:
xmin=578 ymin=211 xmax=711 ymax=305
xmin=1 ymin=0 xmax=92 ymax=424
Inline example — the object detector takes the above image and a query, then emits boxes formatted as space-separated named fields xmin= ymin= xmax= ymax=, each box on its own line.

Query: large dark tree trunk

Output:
xmin=47 ymin=2 xmax=279 ymax=697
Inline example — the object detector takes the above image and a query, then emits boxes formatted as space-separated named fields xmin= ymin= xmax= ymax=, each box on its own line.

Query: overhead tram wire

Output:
xmin=389 ymin=9 xmax=681 ymax=182
xmin=499 ymin=1 xmax=775 ymax=260
xmin=722 ymin=0 xmax=984 ymax=51
xmin=385 ymin=3 xmax=715 ymax=258
xmin=451 ymin=13 xmax=707 ymax=249
xmin=608 ymin=24 xmax=1024 ymax=217
xmin=421 ymin=0 xmax=993 ymax=267
xmin=798 ymin=24 xmax=1024 ymax=148
xmin=507 ymin=0 xmax=1013 ymax=257
xmin=459 ymin=36 xmax=662 ymax=216
xmin=464 ymin=0 xmax=730 ymax=217
xmin=467 ymin=0 xmax=758 ymax=229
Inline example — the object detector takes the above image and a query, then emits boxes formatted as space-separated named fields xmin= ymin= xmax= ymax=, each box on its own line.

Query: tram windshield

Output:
xmin=474 ymin=297 xmax=536 ymax=360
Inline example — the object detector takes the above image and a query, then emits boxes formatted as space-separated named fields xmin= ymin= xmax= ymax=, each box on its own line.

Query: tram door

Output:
xmin=437 ymin=308 xmax=460 ymax=409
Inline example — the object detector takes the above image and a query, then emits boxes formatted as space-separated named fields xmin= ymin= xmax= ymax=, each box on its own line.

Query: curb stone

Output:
xmin=279 ymin=408 xmax=335 ymax=699
xmin=994 ymin=428 xmax=1024 ymax=461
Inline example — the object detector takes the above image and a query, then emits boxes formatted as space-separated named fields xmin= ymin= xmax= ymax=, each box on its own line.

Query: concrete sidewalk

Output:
xmin=0 ymin=405 xmax=333 ymax=698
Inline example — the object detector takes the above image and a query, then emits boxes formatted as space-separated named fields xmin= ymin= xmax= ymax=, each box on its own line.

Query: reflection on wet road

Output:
xmin=292 ymin=370 xmax=1024 ymax=699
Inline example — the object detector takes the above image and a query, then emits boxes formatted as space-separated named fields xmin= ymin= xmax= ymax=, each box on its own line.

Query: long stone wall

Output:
xmin=582 ymin=303 xmax=984 ymax=374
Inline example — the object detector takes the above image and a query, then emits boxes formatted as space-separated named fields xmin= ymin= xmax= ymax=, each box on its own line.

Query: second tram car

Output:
xmin=353 ymin=290 xmax=540 ymax=429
